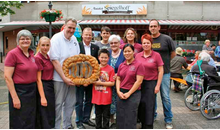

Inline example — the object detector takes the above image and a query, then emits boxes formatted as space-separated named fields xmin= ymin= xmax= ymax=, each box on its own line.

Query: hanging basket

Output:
xmin=44 ymin=14 xmax=57 ymax=22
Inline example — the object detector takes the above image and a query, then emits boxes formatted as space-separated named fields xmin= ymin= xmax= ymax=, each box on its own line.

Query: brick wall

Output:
xmin=4 ymin=29 xmax=22 ymax=55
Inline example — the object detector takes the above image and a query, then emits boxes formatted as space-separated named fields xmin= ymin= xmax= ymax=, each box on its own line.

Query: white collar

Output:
xmin=62 ymin=31 xmax=73 ymax=42
xmin=83 ymin=41 xmax=91 ymax=47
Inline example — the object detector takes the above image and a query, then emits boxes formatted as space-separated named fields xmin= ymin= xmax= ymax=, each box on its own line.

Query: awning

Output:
xmin=1 ymin=19 xmax=220 ymax=32
xmin=79 ymin=19 xmax=220 ymax=26
xmin=0 ymin=20 xmax=66 ymax=31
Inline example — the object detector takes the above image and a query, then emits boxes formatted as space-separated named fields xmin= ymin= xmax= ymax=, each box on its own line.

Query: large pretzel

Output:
xmin=62 ymin=54 xmax=100 ymax=85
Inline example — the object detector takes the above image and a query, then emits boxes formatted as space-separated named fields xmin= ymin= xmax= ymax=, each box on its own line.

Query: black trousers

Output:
xmin=138 ymin=80 xmax=156 ymax=129
xmin=116 ymin=88 xmax=141 ymax=129
xmin=171 ymin=73 xmax=183 ymax=89
xmin=9 ymin=82 xmax=37 ymax=129
xmin=36 ymin=80 xmax=55 ymax=129
xmin=95 ymin=104 xmax=110 ymax=129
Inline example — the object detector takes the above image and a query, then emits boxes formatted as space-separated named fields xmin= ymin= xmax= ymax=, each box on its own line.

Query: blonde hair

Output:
xmin=204 ymin=39 xmax=210 ymax=44
xmin=35 ymin=36 xmax=50 ymax=55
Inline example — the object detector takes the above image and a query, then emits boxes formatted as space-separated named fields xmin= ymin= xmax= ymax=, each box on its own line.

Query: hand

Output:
xmin=154 ymin=85 xmax=160 ymax=94
xmin=113 ymin=74 xmax=117 ymax=80
xmin=117 ymin=91 xmax=125 ymax=99
xmin=41 ymin=97 xmax=47 ymax=107
xmin=83 ymin=84 xmax=89 ymax=87
xmin=12 ymin=97 xmax=21 ymax=109
xmin=123 ymin=92 xmax=131 ymax=99
xmin=64 ymin=77 xmax=75 ymax=86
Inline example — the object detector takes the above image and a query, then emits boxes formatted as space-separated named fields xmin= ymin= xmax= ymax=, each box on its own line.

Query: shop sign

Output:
xmin=82 ymin=4 xmax=147 ymax=15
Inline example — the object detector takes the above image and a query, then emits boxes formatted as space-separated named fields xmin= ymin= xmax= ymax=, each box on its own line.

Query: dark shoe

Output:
xmin=76 ymin=123 xmax=86 ymax=129
xmin=110 ymin=123 xmax=116 ymax=129
xmin=67 ymin=125 xmax=74 ymax=129
xmin=83 ymin=120 xmax=96 ymax=127
xmin=177 ymin=87 xmax=183 ymax=91
xmin=174 ymin=87 xmax=180 ymax=92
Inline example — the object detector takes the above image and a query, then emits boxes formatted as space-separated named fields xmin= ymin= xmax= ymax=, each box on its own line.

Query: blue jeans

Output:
xmin=154 ymin=73 xmax=173 ymax=123
xmin=75 ymin=85 xmax=93 ymax=124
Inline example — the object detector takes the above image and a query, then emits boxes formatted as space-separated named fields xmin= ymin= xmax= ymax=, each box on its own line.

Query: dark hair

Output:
xmin=101 ymin=26 xmax=111 ymax=33
xmin=98 ymin=49 xmax=110 ymax=57
xmin=149 ymin=19 xmax=160 ymax=26
xmin=211 ymin=44 xmax=216 ymax=47
xmin=123 ymin=44 xmax=134 ymax=52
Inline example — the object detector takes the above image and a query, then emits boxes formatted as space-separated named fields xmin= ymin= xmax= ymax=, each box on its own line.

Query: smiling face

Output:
xmin=64 ymin=21 xmax=76 ymax=40
xmin=101 ymin=30 xmax=110 ymax=42
xmin=123 ymin=46 xmax=134 ymax=61
xmin=142 ymin=38 xmax=152 ymax=51
xmin=110 ymin=38 xmax=120 ymax=52
xmin=82 ymin=28 xmax=93 ymax=45
xmin=126 ymin=29 xmax=135 ymax=42
xmin=98 ymin=53 xmax=109 ymax=67
xmin=19 ymin=36 xmax=31 ymax=49
xmin=39 ymin=39 xmax=50 ymax=55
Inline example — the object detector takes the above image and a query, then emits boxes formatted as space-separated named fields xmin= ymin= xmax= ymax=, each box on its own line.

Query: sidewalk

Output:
xmin=0 ymin=62 xmax=219 ymax=129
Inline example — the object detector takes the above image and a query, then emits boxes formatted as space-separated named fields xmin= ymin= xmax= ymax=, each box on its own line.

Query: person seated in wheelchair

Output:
xmin=191 ymin=51 xmax=220 ymax=92
xmin=170 ymin=47 xmax=188 ymax=92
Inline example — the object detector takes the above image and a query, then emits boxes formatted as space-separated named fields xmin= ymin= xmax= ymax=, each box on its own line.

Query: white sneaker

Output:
xmin=166 ymin=123 xmax=173 ymax=129
xmin=91 ymin=113 xmax=96 ymax=120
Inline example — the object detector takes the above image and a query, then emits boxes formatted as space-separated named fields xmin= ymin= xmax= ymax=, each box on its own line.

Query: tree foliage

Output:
xmin=0 ymin=1 xmax=23 ymax=16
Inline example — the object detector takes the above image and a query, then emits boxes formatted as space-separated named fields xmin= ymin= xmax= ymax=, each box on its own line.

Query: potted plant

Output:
xmin=40 ymin=9 xmax=63 ymax=22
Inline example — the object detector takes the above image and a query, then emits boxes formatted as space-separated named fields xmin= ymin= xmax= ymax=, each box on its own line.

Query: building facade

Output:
xmin=1 ymin=1 xmax=220 ymax=55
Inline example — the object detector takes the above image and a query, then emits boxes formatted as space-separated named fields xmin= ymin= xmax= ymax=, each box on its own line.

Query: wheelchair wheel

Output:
xmin=200 ymin=90 xmax=220 ymax=120
xmin=184 ymin=86 xmax=201 ymax=111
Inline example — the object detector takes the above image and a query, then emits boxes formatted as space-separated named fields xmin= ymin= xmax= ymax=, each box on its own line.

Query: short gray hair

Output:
xmin=108 ymin=34 xmax=121 ymax=43
xmin=65 ymin=17 xmax=77 ymax=25
xmin=16 ymin=30 xmax=33 ymax=45
xmin=199 ymin=51 xmax=210 ymax=62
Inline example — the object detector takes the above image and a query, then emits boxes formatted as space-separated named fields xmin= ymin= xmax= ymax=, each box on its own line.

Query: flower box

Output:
xmin=40 ymin=9 xmax=63 ymax=22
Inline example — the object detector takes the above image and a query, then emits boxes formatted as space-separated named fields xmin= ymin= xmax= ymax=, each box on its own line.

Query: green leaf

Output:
xmin=0 ymin=1 xmax=23 ymax=16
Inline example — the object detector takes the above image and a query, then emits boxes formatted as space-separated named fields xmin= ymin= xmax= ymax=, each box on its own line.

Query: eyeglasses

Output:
xmin=19 ymin=38 xmax=31 ymax=41
xmin=110 ymin=42 xmax=119 ymax=45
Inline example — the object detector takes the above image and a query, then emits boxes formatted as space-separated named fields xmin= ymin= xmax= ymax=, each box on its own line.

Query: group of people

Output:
xmin=4 ymin=18 xmax=176 ymax=129
xmin=170 ymin=37 xmax=220 ymax=92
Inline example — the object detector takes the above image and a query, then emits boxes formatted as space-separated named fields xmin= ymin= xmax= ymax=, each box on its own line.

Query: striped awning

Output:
xmin=1 ymin=19 xmax=220 ymax=31
xmin=1 ymin=19 xmax=220 ymax=26
xmin=79 ymin=19 xmax=220 ymax=26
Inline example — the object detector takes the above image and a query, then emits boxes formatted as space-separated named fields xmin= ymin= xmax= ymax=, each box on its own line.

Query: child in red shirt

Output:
xmin=92 ymin=49 xmax=115 ymax=129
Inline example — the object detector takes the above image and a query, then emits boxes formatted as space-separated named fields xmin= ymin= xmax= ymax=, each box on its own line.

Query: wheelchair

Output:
xmin=184 ymin=72 xmax=220 ymax=119
xmin=184 ymin=72 xmax=205 ymax=111
xmin=199 ymin=75 xmax=220 ymax=120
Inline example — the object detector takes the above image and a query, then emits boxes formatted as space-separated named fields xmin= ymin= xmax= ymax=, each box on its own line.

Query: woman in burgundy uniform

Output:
xmin=120 ymin=28 xmax=143 ymax=55
xmin=35 ymin=36 xmax=55 ymax=128
xmin=4 ymin=30 xmax=38 ymax=129
xmin=136 ymin=34 xmax=164 ymax=129
xmin=116 ymin=44 xmax=145 ymax=129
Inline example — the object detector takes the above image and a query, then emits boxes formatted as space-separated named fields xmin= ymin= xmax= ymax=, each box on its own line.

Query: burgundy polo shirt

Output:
xmin=4 ymin=46 xmax=38 ymax=84
xmin=135 ymin=51 xmax=164 ymax=80
xmin=35 ymin=53 xmax=54 ymax=80
xmin=120 ymin=43 xmax=143 ymax=54
xmin=117 ymin=59 xmax=145 ymax=90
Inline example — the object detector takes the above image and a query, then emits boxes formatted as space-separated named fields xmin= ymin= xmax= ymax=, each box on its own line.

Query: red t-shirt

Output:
xmin=117 ymin=59 xmax=145 ymax=90
xmin=92 ymin=65 xmax=115 ymax=105
xmin=120 ymin=43 xmax=143 ymax=54
xmin=35 ymin=53 xmax=54 ymax=80
xmin=135 ymin=51 xmax=164 ymax=80
xmin=4 ymin=46 xmax=38 ymax=84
